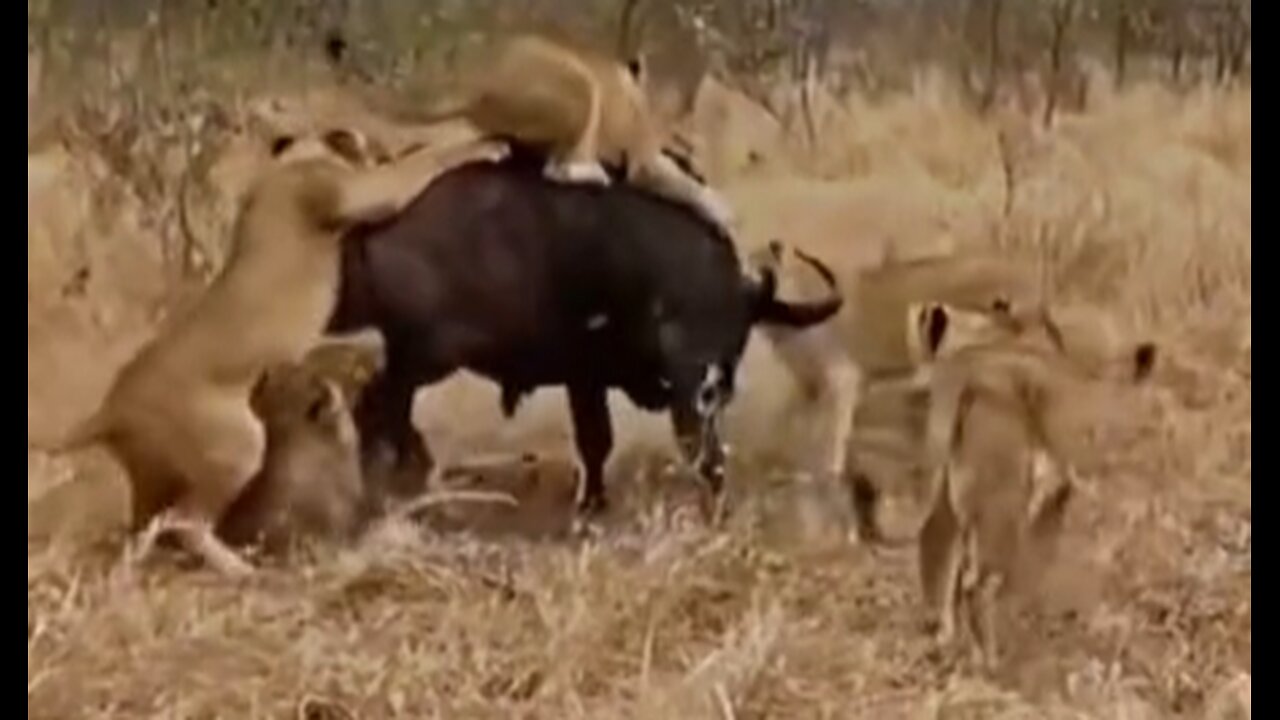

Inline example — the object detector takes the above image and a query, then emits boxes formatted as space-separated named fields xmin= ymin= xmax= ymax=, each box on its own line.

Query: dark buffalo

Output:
xmin=328 ymin=146 xmax=842 ymax=517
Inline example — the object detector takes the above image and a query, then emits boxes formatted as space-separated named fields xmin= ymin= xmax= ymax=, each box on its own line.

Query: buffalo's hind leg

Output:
xmin=567 ymin=383 xmax=614 ymax=519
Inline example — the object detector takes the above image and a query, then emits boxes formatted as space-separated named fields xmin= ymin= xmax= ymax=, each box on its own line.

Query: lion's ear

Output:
xmin=270 ymin=135 xmax=297 ymax=158
xmin=321 ymin=128 xmax=368 ymax=166
xmin=304 ymin=381 xmax=346 ymax=427
xmin=626 ymin=54 xmax=646 ymax=81
xmin=302 ymin=330 xmax=387 ymax=405
xmin=1133 ymin=342 xmax=1158 ymax=382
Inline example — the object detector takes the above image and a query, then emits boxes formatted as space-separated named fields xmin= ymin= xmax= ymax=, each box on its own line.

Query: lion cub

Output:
xmin=43 ymin=129 xmax=506 ymax=577
xmin=372 ymin=33 xmax=734 ymax=231
xmin=917 ymin=304 xmax=1157 ymax=667
xmin=217 ymin=329 xmax=385 ymax=552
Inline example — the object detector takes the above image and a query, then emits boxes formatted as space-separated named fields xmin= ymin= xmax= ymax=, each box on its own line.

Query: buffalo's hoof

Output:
xmin=570 ymin=514 xmax=606 ymax=541
xmin=575 ymin=491 xmax=609 ymax=518
xmin=571 ymin=494 xmax=608 ymax=539
xmin=696 ymin=489 xmax=731 ymax=528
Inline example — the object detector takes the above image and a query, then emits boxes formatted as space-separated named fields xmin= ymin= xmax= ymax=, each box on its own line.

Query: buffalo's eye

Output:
xmin=694 ymin=363 xmax=733 ymax=416
xmin=696 ymin=383 xmax=718 ymax=411
xmin=719 ymin=367 xmax=736 ymax=399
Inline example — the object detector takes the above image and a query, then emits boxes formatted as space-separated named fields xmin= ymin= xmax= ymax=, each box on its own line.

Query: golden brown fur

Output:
xmin=40 ymin=130 xmax=508 ymax=577
xmin=745 ymin=242 xmax=1044 ymax=487
xmin=216 ymin=329 xmax=385 ymax=552
xmin=371 ymin=33 xmax=734 ymax=230
xmin=915 ymin=305 xmax=1158 ymax=667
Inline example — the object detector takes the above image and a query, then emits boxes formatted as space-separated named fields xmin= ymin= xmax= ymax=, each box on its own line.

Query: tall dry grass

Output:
xmin=29 ymin=53 xmax=1249 ymax=720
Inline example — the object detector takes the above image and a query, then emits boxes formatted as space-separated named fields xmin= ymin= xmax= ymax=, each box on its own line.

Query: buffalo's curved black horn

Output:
xmin=752 ymin=246 xmax=844 ymax=328
xmin=754 ymin=261 xmax=778 ymax=302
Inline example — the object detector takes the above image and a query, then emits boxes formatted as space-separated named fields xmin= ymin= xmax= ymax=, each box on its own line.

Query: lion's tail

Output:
xmin=353 ymin=81 xmax=472 ymax=129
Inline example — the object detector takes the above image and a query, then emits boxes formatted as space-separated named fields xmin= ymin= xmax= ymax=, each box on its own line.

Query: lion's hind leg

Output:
xmin=539 ymin=50 xmax=610 ymax=187
xmin=156 ymin=399 xmax=267 ymax=577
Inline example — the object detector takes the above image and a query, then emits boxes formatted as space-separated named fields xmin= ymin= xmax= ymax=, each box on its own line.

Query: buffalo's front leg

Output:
xmin=567 ymin=383 xmax=614 ymax=516
xmin=354 ymin=366 xmax=432 ymax=503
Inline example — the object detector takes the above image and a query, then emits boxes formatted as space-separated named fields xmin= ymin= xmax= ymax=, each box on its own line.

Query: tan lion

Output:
xmin=36 ymin=128 xmax=507 ymax=577
xmin=365 ymin=33 xmax=735 ymax=232
xmin=915 ymin=303 xmax=1157 ymax=667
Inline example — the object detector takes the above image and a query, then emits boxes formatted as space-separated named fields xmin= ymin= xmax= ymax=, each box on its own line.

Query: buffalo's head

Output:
xmin=659 ymin=241 xmax=844 ymax=500
xmin=663 ymin=352 xmax=738 ymax=497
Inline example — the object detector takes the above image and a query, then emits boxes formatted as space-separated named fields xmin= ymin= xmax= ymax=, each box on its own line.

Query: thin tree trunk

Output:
xmin=799 ymin=51 xmax=819 ymax=148
xmin=1114 ymin=2 xmax=1129 ymax=89
xmin=981 ymin=0 xmax=1004 ymax=112
xmin=1170 ymin=44 xmax=1184 ymax=83
xmin=1043 ymin=0 xmax=1076 ymax=128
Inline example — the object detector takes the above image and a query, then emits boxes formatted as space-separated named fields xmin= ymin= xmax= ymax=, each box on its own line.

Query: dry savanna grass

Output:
xmin=29 ymin=62 xmax=1249 ymax=719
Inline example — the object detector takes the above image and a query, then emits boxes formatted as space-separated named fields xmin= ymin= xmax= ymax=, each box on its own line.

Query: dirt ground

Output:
xmin=28 ymin=76 xmax=1249 ymax=719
